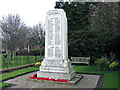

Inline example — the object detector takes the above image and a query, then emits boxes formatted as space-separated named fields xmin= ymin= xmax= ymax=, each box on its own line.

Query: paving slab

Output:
xmin=3 ymin=71 xmax=101 ymax=88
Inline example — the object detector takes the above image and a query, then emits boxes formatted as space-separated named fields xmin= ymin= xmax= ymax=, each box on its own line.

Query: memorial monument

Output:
xmin=37 ymin=9 xmax=75 ymax=80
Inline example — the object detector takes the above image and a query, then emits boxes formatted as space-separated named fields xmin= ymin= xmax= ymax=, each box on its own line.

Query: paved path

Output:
xmin=3 ymin=71 xmax=100 ymax=88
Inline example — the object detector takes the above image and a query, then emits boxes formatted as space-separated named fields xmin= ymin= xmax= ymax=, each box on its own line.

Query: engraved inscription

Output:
xmin=48 ymin=18 xmax=54 ymax=45
xmin=47 ymin=60 xmax=63 ymax=67
xmin=48 ymin=47 xmax=54 ymax=57
xmin=42 ymin=67 xmax=67 ymax=73
xmin=47 ymin=16 xmax=62 ymax=59
xmin=55 ymin=17 xmax=61 ymax=45
xmin=55 ymin=47 xmax=61 ymax=59
xmin=48 ymin=11 xmax=61 ymax=16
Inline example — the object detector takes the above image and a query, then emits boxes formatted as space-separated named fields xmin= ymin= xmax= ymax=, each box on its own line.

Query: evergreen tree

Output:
xmin=55 ymin=2 xmax=120 ymax=61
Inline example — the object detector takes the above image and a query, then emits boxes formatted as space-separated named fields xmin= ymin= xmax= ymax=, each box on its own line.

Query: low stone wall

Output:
xmin=0 ymin=64 xmax=35 ymax=74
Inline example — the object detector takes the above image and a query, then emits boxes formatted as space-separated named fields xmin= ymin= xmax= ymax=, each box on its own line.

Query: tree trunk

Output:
xmin=8 ymin=52 xmax=11 ymax=65
xmin=40 ymin=48 xmax=42 ymax=58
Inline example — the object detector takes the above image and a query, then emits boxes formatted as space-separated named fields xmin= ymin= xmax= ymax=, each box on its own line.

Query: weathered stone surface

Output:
xmin=37 ymin=71 xmax=75 ymax=80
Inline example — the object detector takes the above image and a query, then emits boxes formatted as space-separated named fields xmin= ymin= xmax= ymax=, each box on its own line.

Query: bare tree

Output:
xmin=28 ymin=23 xmax=44 ymax=47
xmin=30 ymin=23 xmax=45 ymax=57
xmin=16 ymin=26 xmax=30 ymax=50
xmin=0 ymin=14 xmax=25 ymax=64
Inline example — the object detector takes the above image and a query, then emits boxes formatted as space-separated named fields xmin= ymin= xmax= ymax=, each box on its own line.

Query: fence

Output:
xmin=1 ymin=52 xmax=43 ymax=69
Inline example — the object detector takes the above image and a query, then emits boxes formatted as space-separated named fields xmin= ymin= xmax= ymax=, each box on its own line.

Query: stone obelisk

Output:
xmin=37 ymin=9 xmax=75 ymax=80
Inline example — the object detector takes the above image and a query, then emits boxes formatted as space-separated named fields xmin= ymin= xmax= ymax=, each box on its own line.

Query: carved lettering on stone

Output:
xmin=47 ymin=14 xmax=62 ymax=59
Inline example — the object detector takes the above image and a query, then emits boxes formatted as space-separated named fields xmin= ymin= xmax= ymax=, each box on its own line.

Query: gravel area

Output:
xmin=3 ymin=71 xmax=101 ymax=88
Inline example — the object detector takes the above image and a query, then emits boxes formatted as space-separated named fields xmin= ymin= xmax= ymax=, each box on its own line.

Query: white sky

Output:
xmin=0 ymin=0 xmax=59 ymax=27
xmin=1 ymin=0 xmax=118 ymax=27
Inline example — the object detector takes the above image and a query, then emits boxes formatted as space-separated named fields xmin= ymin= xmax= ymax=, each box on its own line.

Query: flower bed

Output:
xmin=29 ymin=73 xmax=68 ymax=82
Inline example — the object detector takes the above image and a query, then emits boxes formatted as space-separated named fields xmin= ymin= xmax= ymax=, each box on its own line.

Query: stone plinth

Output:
xmin=37 ymin=71 xmax=75 ymax=80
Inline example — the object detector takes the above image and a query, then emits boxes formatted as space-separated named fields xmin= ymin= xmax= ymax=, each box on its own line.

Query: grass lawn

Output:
xmin=74 ymin=65 xmax=119 ymax=88
xmin=0 ymin=67 xmax=39 ymax=88
xmin=0 ymin=83 xmax=11 ymax=88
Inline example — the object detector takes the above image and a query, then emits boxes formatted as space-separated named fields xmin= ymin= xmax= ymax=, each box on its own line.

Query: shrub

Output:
xmin=109 ymin=61 xmax=118 ymax=70
xmin=35 ymin=62 xmax=41 ymax=68
xmin=21 ymin=50 xmax=28 ymax=55
xmin=16 ymin=50 xmax=28 ymax=55
xmin=29 ymin=49 xmax=40 ymax=56
xmin=95 ymin=56 xmax=109 ymax=70
xmin=29 ymin=48 xmax=44 ymax=56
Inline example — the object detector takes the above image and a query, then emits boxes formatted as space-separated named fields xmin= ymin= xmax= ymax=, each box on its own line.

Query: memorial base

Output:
xmin=37 ymin=71 xmax=75 ymax=80
xmin=28 ymin=74 xmax=83 ymax=86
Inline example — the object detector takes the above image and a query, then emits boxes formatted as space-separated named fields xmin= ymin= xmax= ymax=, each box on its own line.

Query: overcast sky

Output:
xmin=0 ymin=0 xmax=119 ymax=27
xmin=0 ymin=0 xmax=59 ymax=27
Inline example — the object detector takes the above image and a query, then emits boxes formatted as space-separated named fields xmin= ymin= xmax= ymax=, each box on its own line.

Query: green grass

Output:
xmin=0 ymin=82 xmax=11 ymax=88
xmin=0 ymin=67 xmax=39 ymax=88
xmin=0 ymin=67 xmax=39 ymax=81
xmin=73 ymin=65 xmax=119 ymax=88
